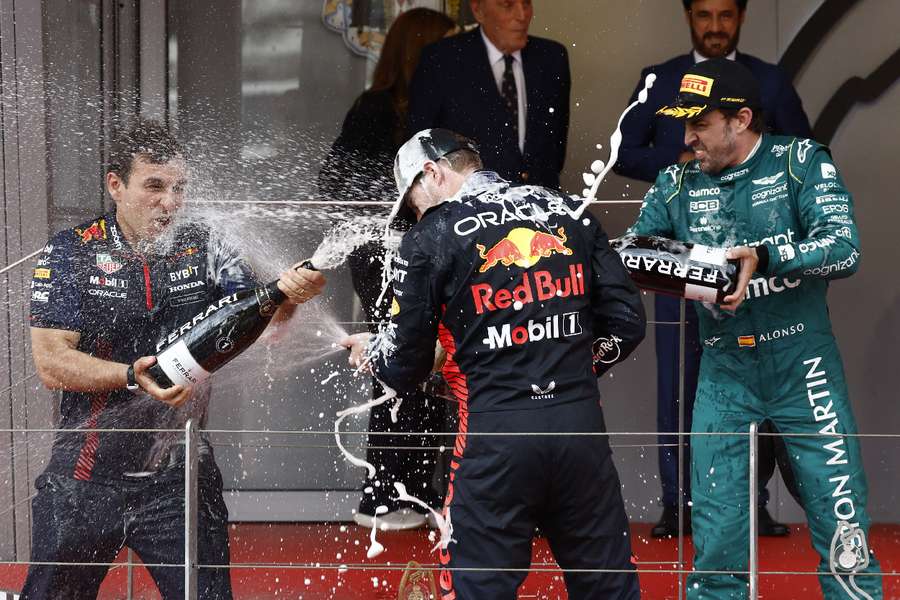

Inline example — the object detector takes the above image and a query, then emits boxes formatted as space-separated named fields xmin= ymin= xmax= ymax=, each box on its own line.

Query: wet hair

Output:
xmin=443 ymin=149 xmax=483 ymax=173
xmin=405 ymin=148 xmax=482 ymax=211
xmin=682 ymin=0 xmax=747 ymax=10
xmin=719 ymin=106 xmax=767 ymax=134
xmin=108 ymin=119 xmax=184 ymax=184
xmin=370 ymin=8 xmax=456 ymax=123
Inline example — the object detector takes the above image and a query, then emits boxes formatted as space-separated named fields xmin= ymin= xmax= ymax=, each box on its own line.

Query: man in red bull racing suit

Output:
xmin=629 ymin=58 xmax=882 ymax=598
xmin=343 ymin=128 xmax=646 ymax=599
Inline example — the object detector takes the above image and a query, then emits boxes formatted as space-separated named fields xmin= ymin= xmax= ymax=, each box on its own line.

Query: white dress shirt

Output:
xmin=481 ymin=28 xmax=527 ymax=153
xmin=693 ymin=49 xmax=737 ymax=63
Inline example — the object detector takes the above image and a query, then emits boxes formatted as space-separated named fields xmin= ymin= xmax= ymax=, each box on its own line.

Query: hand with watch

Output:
xmin=125 ymin=357 xmax=193 ymax=408
xmin=125 ymin=363 xmax=141 ymax=392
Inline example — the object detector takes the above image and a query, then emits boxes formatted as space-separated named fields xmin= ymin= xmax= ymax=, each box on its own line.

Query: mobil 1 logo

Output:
xmin=482 ymin=311 xmax=582 ymax=350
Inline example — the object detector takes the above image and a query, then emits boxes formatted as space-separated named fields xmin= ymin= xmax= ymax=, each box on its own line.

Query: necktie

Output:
xmin=501 ymin=54 xmax=519 ymax=141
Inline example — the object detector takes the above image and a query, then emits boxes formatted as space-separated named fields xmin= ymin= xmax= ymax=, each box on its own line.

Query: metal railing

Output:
xmin=0 ymin=421 xmax=893 ymax=598
xmin=1 ymin=232 xmax=896 ymax=599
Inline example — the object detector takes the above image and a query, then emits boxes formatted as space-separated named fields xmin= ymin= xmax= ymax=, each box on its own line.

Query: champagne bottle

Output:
xmin=610 ymin=234 xmax=737 ymax=303
xmin=147 ymin=260 xmax=316 ymax=388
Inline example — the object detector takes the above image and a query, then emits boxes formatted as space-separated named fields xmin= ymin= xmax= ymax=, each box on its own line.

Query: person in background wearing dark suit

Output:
xmin=408 ymin=0 xmax=570 ymax=190
xmin=613 ymin=0 xmax=810 ymax=539
xmin=318 ymin=7 xmax=457 ymax=531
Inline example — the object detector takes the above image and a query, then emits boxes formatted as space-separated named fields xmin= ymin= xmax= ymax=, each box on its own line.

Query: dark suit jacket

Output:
xmin=615 ymin=51 xmax=812 ymax=183
xmin=408 ymin=27 xmax=570 ymax=190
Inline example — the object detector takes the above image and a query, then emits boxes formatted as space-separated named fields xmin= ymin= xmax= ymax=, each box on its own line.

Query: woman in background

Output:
xmin=319 ymin=7 xmax=457 ymax=530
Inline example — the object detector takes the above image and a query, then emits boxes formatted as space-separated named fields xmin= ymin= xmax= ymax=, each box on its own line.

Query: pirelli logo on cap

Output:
xmin=680 ymin=74 xmax=714 ymax=97
xmin=738 ymin=335 xmax=756 ymax=348
xmin=34 ymin=268 xmax=51 ymax=279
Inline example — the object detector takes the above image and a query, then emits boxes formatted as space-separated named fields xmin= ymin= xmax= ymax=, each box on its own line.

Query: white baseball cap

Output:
xmin=393 ymin=128 xmax=479 ymax=205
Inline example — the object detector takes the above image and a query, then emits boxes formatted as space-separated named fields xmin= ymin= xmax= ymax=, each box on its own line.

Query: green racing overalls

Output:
xmin=630 ymin=133 xmax=882 ymax=599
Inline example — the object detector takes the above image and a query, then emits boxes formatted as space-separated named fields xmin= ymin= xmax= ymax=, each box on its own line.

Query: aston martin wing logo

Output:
xmin=752 ymin=171 xmax=785 ymax=186
xmin=656 ymin=105 xmax=707 ymax=119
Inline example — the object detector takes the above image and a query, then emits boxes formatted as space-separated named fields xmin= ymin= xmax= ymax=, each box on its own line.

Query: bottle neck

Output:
xmin=257 ymin=280 xmax=286 ymax=318
xmin=263 ymin=280 xmax=286 ymax=302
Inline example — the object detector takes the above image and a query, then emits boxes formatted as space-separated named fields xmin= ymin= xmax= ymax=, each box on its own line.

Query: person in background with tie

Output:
xmin=408 ymin=0 xmax=570 ymax=190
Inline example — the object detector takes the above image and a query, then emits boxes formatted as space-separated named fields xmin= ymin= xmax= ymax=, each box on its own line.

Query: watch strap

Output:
xmin=126 ymin=364 xmax=140 ymax=391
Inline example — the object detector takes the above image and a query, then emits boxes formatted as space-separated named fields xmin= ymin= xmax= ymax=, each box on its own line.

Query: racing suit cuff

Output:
xmin=755 ymin=244 xmax=770 ymax=275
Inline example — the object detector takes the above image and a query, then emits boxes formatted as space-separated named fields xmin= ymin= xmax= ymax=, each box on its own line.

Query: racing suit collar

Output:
xmin=418 ymin=171 xmax=508 ymax=222
xmin=106 ymin=211 xmax=134 ymax=253
xmin=714 ymin=133 xmax=767 ymax=184
xmin=458 ymin=170 xmax=508 ymax=196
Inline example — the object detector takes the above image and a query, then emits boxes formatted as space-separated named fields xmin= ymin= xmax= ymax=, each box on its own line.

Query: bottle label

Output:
xmin=155 ymin=292 xmax=240 ymax=353
xmin=156 ymin=340 xmax=210 ymax=387
xmin=684 ymin=283 xmax=718 ymax=303
xmin=689 ymin=244 xmax=727 ymax=266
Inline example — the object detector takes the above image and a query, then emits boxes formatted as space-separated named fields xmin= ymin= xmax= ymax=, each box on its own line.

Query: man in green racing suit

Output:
xmin=628 ymin=58 xmax=881 ymax=599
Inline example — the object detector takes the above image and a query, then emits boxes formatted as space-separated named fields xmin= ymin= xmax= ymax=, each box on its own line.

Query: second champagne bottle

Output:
xmin=610 ymin=234 xmax=738 ymax=304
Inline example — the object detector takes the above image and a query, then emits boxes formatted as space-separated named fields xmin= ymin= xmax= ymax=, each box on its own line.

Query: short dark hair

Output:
xmin=682 ymin=0 xmax=747 ymax=10
xmin=108 ymin=120 xmax=184 ymax=184
xmin=719 ymin=107 xmax=766 ymax=134
xmin=443 ymin=148 xmax=483 ymax=173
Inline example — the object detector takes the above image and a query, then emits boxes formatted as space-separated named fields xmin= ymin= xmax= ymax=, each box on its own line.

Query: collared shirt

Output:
xmin=693 ymin=49 xmax=737 ymax=63
xmin=30 ymin=212 xmax=258 ymax=482
xmin=481 ymin=28 xmax=527 ymax=153
xmin=740 ymin=133 xmax=763 ymax=164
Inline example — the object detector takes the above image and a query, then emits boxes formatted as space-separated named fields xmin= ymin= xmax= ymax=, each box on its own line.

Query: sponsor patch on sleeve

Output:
xmin=777 ymin=245 xmax=796 ymax=262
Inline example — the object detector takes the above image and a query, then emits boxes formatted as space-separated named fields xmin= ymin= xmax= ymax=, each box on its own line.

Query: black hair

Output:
xmin=719 ymin=106 xmax=767 ymax=134
xmin=108 ymin=119 xmax=184 ymax=184
xmin=682 ymin=0 xmax=747 ymax=10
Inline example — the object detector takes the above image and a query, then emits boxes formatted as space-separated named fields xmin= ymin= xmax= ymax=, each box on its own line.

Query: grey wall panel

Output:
xmin=169 ymin=0 xmax=373 ymax=494
xmin=0 ymin=0 xmax=17 ymax=559
xmin=140 ymin=0 xmax=168 ymax=122
xmin=0 ymin=0 xmax=53 ymax=561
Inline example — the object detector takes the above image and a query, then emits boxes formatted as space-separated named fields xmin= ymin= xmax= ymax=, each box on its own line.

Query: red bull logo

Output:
xmin=75 ymin=219 xmax=107 ymax=244
xmin=475 ymin=227 xmax=572 ymax=273
xmin=471 ymin=264 xmax=585 ymax=314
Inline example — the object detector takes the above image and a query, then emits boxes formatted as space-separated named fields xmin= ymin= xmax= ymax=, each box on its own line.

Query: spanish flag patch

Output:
xmin=738 ymin=335 xmax=756 ymax=348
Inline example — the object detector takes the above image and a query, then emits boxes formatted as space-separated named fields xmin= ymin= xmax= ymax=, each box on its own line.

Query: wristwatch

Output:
xmin=126 ymin=364 xmax=140 ymax=392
